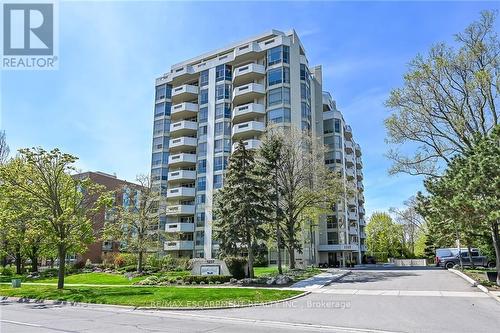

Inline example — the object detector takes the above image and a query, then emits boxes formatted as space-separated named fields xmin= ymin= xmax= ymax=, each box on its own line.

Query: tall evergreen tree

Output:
xmin=213 ymin=141 xmax=272 ymax=278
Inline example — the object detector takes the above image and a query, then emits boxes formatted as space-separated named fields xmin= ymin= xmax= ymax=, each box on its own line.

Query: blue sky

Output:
xmin=1 ymin=1 xmax=497 ymax=217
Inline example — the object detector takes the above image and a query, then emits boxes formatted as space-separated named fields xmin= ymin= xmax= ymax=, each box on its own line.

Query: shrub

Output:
xmin=39 ymin=268 xmax=59 ymax=278
xmin=224 ymin=256 xmax=247 ymax=279
xmin=73 ymin=261 xmax=85 ymax=270
xmin=84 ymin=259 xmax=93 ymax=269
xmin=120 ymin=265 xmax=137 ymax=273
xmin=118 ymin=253 xmax=138 ymax=267
xmin=0 ymin=266 xmax=14 ymax=276
xmin=253 ymin=255 xmax=268 ymax=267
xmin=101 ymin=253 xmax=117 ymax=267
xmin=113 ymin=254 xmax=126 ymax=268
xmin=135 ymin=276 xmax=159 ymax=285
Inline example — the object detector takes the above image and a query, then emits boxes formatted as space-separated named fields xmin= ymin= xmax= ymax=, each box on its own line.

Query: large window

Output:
xmin=324 ymin=119 xmax=334 ymax=134
xmin=199 ymin=89 xmax=209 ymax=104
xmin=152 ymin=137 xmax=168 ymax=150
xmin=215 ymin=64 xmax=232 ymax=82
xmin=268 ymin=87 xmax=290 ymax=107
xmin=268 ymin=107 xmax=291 ymax=124
xmin=326 ymin=216 xmax=338 ymax=229
xmin=155 ymin=84 xmax=171 ymax=100
xmin=334 ymin=119 xmax=341 ymax=133
xmin=197 ymin=159 xmax=206 ymax=173
xmin=214 ymin=121 xmax=231 ymax=136
xmin=197 ymin=177 xmax=206 ymax=191
xmin=301 ymin=82 xmax=310 ymax=100
xmin=200 ymin=70 xmax=209 ymax=86
xmin=213 ymin=174 xmax=223 ymax=189
xmin=327 ymin=232 xmax=339 ymax=245
xmin=214 ymin=139 xmax=231 ymax=153
xmin=152 ymin=152 xmax=168 ymax=166
xmin=151 ymin=167 xmax=168 ymax=181
xmin=215 ymin=84 xmax=231 ymax=100
xmin=196 ymin=194 xmax=206 ymax=204
xmin=214 ymin=156 xmax=228 ymax=171
xmin=300 ymin=64 xmax=309 ymax=81
xmin=215 ymin=103 xmax=231 ymax=119
xmin=199 ymin=107 xmax=208 ymax=123
xmin=198 ymin=125 xmax=208 ymax=137
xmin=267 ymin=45 xmax=290 ymax=66
xmin=198 ymin=142 xmax=207 ymax=156
xmin=267 ymin=67 xmax=290 ymax=87
xmin=154 ymin=102 xmax=171 ymax=118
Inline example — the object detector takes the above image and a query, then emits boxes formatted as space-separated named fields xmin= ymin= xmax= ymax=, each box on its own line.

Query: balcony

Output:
xmin=355 ymin=143 xmax=362 ymax=157
xmin=359 ymin=207 xmax=365 ymax=215
xmin=167 ymin=170 xmax=196 ymax=183
xmin=346 ymin=168 xmax=355 ymax=179
xmin=232 ymin=83 xmax=265 ymax=105
xmin=165 ymin=222 xmax=195 ymax=233
xmin=233 ymin=41 xmax=262 ymax=62
xmin=171 ymin=65 xmax=196 ymax=85
xmin=233 ymin=63 xmax=266 ymax=86
xmin=349 ymin=227 xmax=358 ymax=235
xmin=232 ymin=139 xmax=261 ymax=152
xmin=166 ymin=186 xmax=195 ymax=200
xmin=168 ymin=153 xmax=196 ymax=167
xmin=318 ymin=244 xmax=359 ymax=252
xmin=345 ymin=154 xmax=355 ymax=167
xmin=165 ymin=204 xmax=196 ymax=216
xmin=232 ymin=103 xmax=265 ymax=123
xmin=357 ymin=182 xmax=364 ymax=191
xmin=348 ymin=211 xmax=357 ymax=221
xmin=171 ymin=102 xmax=198 ymax=121
xmin=358 ymin=194 xmax=365 ymax=203
xmin=232 ymin=121 xmax=265 ymax=140
xmin=357 ymin=170 xmax=363 ymax=180
xmin=344 ymin=140 xmax=353 ymax=153
xmin=344 ymin=125 xmax=352 ymax=139
xmin=164 ymin=240 xmax=194 ymax=251
xmin=169 ymin=137 xmax=197 ymax=153
xmin=360 ymin=232 xmax=367 ymax=239
xmin=171 ymin=84 xmax=198 ymax=104
xmin=356 ymin=157 xmax=363 ymax=169
xmin=359 ymin=218 xmax=366 ymax=226
xmin=170 ymin=120 xmax=198 ymax=137
xmin=360 ymin=244 xmax=367 ymax=252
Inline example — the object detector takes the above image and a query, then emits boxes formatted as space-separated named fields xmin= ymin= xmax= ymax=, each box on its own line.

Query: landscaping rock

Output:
xmin=266 ymin=277 xmax=276 ymax=285
xmin=229 ymin=278 xmax=238 ymax=284
xmin=275 ymin=275 xmax=293 ymax=285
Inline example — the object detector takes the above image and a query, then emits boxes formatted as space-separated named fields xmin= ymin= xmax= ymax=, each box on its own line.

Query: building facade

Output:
xmin=151 ymin=30 xmax=365 ymax=265
xmin=74 ymin=171 xmax=143 ymax=264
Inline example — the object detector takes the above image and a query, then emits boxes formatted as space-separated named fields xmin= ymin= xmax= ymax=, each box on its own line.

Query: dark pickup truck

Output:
xmin=438 ymin=249 xmax=496 ymax=269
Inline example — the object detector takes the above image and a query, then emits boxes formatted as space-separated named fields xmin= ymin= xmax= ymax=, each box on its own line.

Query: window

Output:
xmin=267 ymin=67 xmax=290 ymax=87
xmin=153 ymin=119 xmax=164 ymax=136
xmin=327 ymin=232 xmax=339 ymax=245
xmin=214 ymin=156 xmax=228 ymax=171
xmin=199 ymin=107 xmax=208 ymax=123
xmin=213 ymin=174 xmax=223 ymax=189
xmin=324 ymin=151 xmax=335 ymax=165
xmin=216 ymin=84 xmax=231 ymax=100
xmin=152 ymin=152 xmax=168 ymax=166
xmin=214 ymin=139 xmax=231 ymax=153
xmin=324 ymin=119 xmax=334 ymax=134
xmin=327 ymin=216 xmax=338 ymax=229
xmin=268 ymin=107 xmax=291 ymax=124
xmin=214 ymin=121 xmax=230 ymax=136
xmin=335 ymin=135 xmax=342 ymax=149
xmin=215 ymin=64 xmax=232 ymax=82
xmin=300 ymin=64 xmax=309 ymax=81
xmin=268 ymin=87 xmax=290 ymax=107
xmin=152 ymin=137 xmax=169 ymax=150
xmin=198 ymin=125 xmax=208 ymax=137
xmin=155 ymin=84 xmax=171 ymax=100
xmin=154 ymin=102 xmax=170 ymax=118
xmin=199 ymin=89 xmax=208 ymax=104
xmin=215 ymin=103 xmax=231 ymax=119
xmin=196 ymin=213 xmax=205 ymax=227
xmin=197 ymin=159 xmax=206 ymax=173
xmin=151 ymin=167 xmax=168 ymax=181
xmin=324 ymin=136 xmax=335 ymax=149
xmin=197 ymin=177 xmax=206 ymax=191
xmin=198 ymin=142 xmax=207 ymax=156
xmin=196 ymin=194 xmax=206 ymax=204
xmin=301 ymin=102 xmax=311 ymax=119
xmin=335 ymin=119 xmax=341 ymax=133
xmin=267 ymin=45 xmax=289 ymax=66
xmin=200 ymin=70 xmax=209 ymax=86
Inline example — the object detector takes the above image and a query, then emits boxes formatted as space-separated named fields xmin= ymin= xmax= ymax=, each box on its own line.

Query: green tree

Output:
xmin=366 ymin=212 xmax=405 ymax=261
xmin=214 ymin=141 xmax=271 ymax=278
xmin=0 ymin=148 xmax=111 ymax=288
xmin=385 ymin=10 xmax=499 ymax=177
xmin=258 ymin=127 xmax=344 ymax=269
xmin=103 ymin=174 xmax=160 ymax=273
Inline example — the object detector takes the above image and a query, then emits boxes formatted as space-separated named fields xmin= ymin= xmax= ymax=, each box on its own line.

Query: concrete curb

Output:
xmin=0 ymin=290 xmax=311 ymax=311
xmin=322 ymin=270 xmax=351 ymax=287
xmin=449 ymin=269 xmax=500 ymax=304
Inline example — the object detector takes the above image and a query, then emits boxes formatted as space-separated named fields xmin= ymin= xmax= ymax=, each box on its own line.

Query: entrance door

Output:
xmin=328 ymin=253 xmax=337 ymax=267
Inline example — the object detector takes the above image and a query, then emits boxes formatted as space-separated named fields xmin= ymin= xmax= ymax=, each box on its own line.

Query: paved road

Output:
xmin=1 ymin=268 xmax=499 ymax=333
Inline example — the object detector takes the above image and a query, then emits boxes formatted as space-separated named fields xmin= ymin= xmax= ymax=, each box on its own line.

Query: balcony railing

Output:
xmin=232 ymin=83 xmax=265 ymax=105
xmin=232 ymin=102 xmax=265 ymax=123
xmin=232 ymin=121 xmax=265 ymax=140
xmin=164 ymin=240 xmax=194 ymax=251
xmin=233 ymin=63 xmax=265 ymax=86
xmin=165 ymin=204 xmax=196 ymax=216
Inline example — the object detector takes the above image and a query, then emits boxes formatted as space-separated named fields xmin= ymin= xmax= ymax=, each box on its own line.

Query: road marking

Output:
xmin=0 ymin=319 xmax=42 ymax=327
xmin=316 ymin=289 xmax=489 ymax=298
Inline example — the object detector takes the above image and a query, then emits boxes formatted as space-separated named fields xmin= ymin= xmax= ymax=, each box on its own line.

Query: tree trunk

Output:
xmin=14 ymin=245 xmax=22 ymax=274
xmin=57 ymin=246 xmax=66 ymax=289
xmin=467 ymin=245 xmax=475 ymax=269
xmin=288 ymin=244 xmax=295 ymax=269
xmin=276 ymin=222 xmax=283 ymax=275
xmin=30 ymin=250 xmax=39 ymax=273
xmin=490 ymin=221 xmax=500 ymax=286
xmin=137 ymin=251 xmax=143 ymax=273
xmin=247 ymin=237 xmax=254 ymax=278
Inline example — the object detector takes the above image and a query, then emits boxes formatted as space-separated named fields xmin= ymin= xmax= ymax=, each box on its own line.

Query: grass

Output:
xmin=0 ymin=284 xmax=301 ymax=308
xmin=462 ymin=269 xmax=499 ymax=290
xmin=24 ymin=271 xmax=191 ymax=285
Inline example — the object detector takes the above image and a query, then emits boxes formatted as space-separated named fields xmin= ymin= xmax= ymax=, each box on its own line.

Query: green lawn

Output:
xmin=254 ymin=266 xmax=284 ymax=277
xmin=0 ymin=285 xmax=301 ymax=307
xmin=25 ymin=271 xmax=191 ymax=285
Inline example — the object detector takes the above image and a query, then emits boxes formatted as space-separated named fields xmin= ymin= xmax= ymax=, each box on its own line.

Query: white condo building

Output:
xmin=151 ymin=29 xmax=366 ymax=266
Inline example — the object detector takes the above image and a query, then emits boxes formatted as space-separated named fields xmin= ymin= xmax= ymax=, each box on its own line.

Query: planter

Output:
xmin=486 ymin=271 xmax=498 ymax=282
xmin=11 ymin=278 xmax=21 ymax=288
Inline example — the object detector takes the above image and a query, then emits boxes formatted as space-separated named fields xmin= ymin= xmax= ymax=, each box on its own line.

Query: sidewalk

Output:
xmin=289 ymin=269 xmax=350 ymax=290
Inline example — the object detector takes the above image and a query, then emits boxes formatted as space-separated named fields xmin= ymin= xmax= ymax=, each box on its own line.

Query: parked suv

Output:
xmin=436 ymin=248 xmax=496 ymax=269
